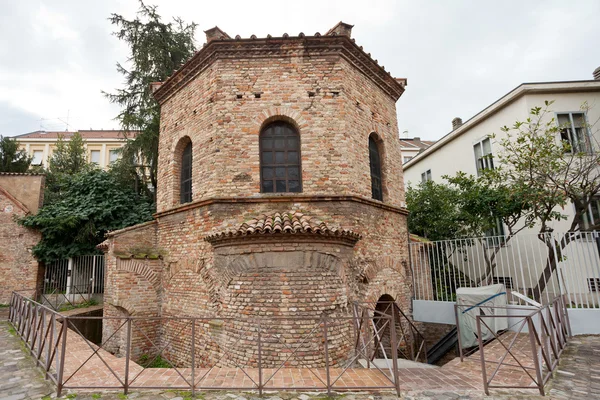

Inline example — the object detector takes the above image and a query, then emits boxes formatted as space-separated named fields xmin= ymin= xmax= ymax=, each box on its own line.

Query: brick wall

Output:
xmin=0 ymin=174 xmax=44 ymax=304
xmin=102 ymin=29 xmax=412 ymax=367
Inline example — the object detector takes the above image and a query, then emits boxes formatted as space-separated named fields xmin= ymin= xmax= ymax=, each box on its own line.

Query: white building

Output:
xmin=405 ymin=70 xmax=600 ymax=329
xmin=404 ymin=74 xmax=600 ymax=234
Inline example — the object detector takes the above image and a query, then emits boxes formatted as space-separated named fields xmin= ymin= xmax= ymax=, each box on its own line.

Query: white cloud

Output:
xmin=0 ymin=0 xmax=599 ymax=139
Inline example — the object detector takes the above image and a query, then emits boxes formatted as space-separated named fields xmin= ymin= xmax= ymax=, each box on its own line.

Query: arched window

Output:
xmin=180 ymin=141 xmax=192 ymax=203
xmin=369 ymin=135 xmax=383 ymax=201
xmin=260 ymin=121 xmax=302 ymax=193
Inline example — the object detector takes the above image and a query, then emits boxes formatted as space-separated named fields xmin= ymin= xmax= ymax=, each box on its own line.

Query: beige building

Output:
xmin=14 ymin=130 xmax=136 ymax=170
xmin=399 ymin=137 xmax=435 ymax=164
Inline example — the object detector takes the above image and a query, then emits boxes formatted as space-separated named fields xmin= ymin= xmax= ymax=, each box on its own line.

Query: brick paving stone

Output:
xmin=5 ymin=304 xmax=594 ymax=400
xmin=546 ymin=335 xmax=600 ymax=399
xmin=0 ymin=320 xmax=54 ymax=400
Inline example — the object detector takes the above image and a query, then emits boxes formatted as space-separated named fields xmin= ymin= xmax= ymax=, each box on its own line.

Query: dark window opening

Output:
xmin=180 ymin=142 xmax=192 ymax=204
xmin=558 ymin=112 xmax=590 ymax=153
xmin=588 ymin=278 xmax=600 ymax=292
xmin=260 ymin=121 xmax=302 ymax=193
xmin=369 ymin=135 xmax=383 ymax=201
xmin=492 ymin=276 xmax=514 ymax=289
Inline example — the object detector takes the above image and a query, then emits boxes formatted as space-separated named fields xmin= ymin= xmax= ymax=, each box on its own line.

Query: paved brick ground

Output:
xmin=5 ymin=305 xmax=596 ymax=400
xmin=546 ymin=335 xmax=600 ymax=399
xmin=0 ymin=313 xmax=55 ymax=400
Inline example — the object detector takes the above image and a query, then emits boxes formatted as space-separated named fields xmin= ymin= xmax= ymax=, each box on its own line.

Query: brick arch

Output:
xmin=116 ymin=259 xmax=160 ymax=292
xmin=109 ymin=300 xmax=136 ymax=316
xmin=364 ymin=267 xmax=411 ymax=306
xmin=254 ymin=107 xmax=307 ymax=132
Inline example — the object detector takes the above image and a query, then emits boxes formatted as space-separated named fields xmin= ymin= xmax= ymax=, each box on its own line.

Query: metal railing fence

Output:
xmin=411 ymin=231 xmax=600 ymax=306
xmin=43 ymin=255 xmax=105 ymax=295
xmin=454 ymin=295 xmax=571 ymax=396
xmin=9 ymin=291 xmax=421 ymax=397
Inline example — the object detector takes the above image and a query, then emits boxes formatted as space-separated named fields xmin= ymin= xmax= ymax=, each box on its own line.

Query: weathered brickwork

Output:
xmin=102 ymin=24 xmax=413 ymax=368
xmin=0 ymin=174 xmax=44 ymax=304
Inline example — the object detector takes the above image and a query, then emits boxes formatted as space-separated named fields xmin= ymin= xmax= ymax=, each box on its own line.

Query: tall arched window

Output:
xmin=180 ymin=142 xmax=192 ymax=203
xmin=260 ymin=121 xmax=302 ymax=193
xmin=369 ymin=135 xmax=383 ymax=201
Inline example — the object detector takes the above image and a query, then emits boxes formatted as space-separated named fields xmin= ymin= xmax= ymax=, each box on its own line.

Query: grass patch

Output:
xmin=0 ymin=303 xmax=9 ymax=308
xmin=58 ymin=299 xmax=98 ymax=312
xmin=138 ymin=354 xmax=172 ymax=368
xmin=92 ymin=394 xmax=102 ymax=399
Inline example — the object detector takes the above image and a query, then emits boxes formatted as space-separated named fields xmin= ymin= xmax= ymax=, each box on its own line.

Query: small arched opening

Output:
xmin=374 ymin=294 xmax=396 ymax=358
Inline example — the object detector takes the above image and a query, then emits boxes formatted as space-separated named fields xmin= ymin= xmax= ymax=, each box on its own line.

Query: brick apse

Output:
xmin=100 ymin=22 xmax=414 ymax=368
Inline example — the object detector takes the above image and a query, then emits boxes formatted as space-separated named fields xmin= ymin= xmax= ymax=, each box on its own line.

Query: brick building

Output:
xmin=101 ymin=22 xmax=413 ymax=367
xmin=0 ymin=173 xmax=45 ymax=304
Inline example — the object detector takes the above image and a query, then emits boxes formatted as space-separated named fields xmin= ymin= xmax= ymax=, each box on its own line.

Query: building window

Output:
xmin=588 ymin=278 xmax=600 ymax=292
xmin=109 ymin=149 xmax=120 ymax=164
xmin=31 ymin=150 xmax=43 ymax=166
xmin=403 ymin=156 xmax=413 ymax=164
xmin=260 ymin=121 xmax=301 ymax=193
xmin=474 ymin=137 xmax=494 ymax=175
xmin=90 ymin=150 xmax=101 ymax=164
xmin=558 ymin=112 xmax=589 ymax=153
xmin=421 ymin=169 xmax=432 ymax=183
xmin=485 ymin=217 xmax=505 ymax=247
xmin=369 ymin=135 xmax=383 ymax=201
xmin=579 ymin=197 xmax=600 ymax=231
xmin=180 ymin=142 xmax=192 ymax=204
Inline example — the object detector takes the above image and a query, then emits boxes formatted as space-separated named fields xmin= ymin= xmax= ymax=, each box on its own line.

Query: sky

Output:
xmin=1 ymin=0 xmax=599 ymax=140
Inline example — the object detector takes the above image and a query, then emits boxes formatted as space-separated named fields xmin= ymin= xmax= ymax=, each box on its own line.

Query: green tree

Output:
xmin=407 ymin=172 xmax=532 ymax=287
xmin=44 ymin=132 xmax=91 ymax=205
xmin=48 ymin=132 xmax=88 ymax=175
xmin=19 ymin=169 xmax=154 ymax=263
xmin=104 ymin=1 xmax=197 ymax=202
xmin=0 ymin=136 xmax=31 ymax=172
xmin=493 ymin=101 xmax=600 ymax=299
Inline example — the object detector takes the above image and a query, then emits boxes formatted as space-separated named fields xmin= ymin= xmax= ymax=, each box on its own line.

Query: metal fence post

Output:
xmin=258 ymin=322 xmax=263 ymax=397
xmin=476 ymin=316 xmax=489 ymax=395
xmin=323 ymin=318 xmax=331 ymax=396
xmin=46 ymin=312 xmax=55 ymax=379
xmin=57 ymin=317 xmax=68 ymax=397
xmin=124 ymin=318 xmax=132 ymax=395
xmin=389 ymin=306 xmax=401 ymax=396
xmin=527 ymin=317 xmax=545 ymax=396
xmin=191 ymin=319 xmax=195 ymax=398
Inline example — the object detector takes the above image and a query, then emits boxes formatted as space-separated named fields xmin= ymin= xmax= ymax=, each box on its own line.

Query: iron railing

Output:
xmin=9 ymin=291 xmax=423 ymax=397
xmin=410 ymin=231 xmax=600 ymax=307
xmin=454 ymin=295 xmax=571 ymax=396
xmin=43 ymin=255 xmax=105 ymax=296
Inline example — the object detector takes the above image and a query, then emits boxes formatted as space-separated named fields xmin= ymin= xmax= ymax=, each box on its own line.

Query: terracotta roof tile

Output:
xmin=205 ymin=211 xmax=361 ymax=244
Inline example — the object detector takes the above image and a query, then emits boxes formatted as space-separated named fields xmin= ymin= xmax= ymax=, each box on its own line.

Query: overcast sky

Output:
xmin=1 ymin=0 xmax=599 ymax=140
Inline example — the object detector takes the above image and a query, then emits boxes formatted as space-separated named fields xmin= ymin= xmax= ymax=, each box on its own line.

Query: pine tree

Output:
xmin=104 ymin=1 xmax=197 ymax=203
xmin=0 ymin=136 xmax=31 ymax=172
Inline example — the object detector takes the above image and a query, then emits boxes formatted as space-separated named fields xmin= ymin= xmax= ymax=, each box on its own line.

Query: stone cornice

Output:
xmin=207 ymin=233 xmax=360 ymax=249
xmin=153 ymin=35 xmax=405 ymax=104
xmin=154 ymin=194 xmax=409 ymax=219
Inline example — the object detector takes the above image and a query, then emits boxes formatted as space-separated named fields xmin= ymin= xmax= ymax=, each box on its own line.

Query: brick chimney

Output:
xmin=594 ymin=66 xmax=600 ymax=81
xmin=204 ymin=26 xmax=231 ymax=43
xmin=452 ymin=117 xmax=463 ymax=130
xmin=325 ymin=22 xmax=354 ymax=37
